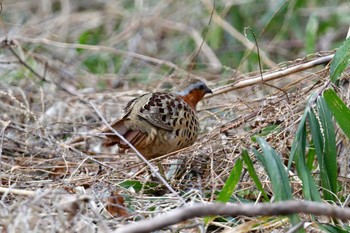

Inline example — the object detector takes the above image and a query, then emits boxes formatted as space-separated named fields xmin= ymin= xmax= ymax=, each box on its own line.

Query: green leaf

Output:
xmin=207 ymin=25 xmax=223 ymax=50
xmin=288 ymin=108 xmax=309 ymax=170
xmin=205 ymin=158 xmax=243 ymax=224
xmin=316 ymin=97 xmax=337 ymax=194
xmin=307 ymin=96 xmax=337 ymax=201
xmin=241 ymin=149 xmax=269 ymax=201
xmin=216 ymin=158 xmax=243 ymax=203
xmin=330 ymin=38 xmax=350 ymax=83
xmin=118 ymin=180 xmax=158 ymax=194
xmin=83 ymin=54 xmax=109 ymax=74
xmin=253 ymin=137 xmax=292 ymax=201
xmin=290 ymin=106 xmax=321 ymax=202
xmin=324 ymin=88 xmax=350 ymax=140
xmin=305 ymin=14 xmax=319 ymax=54
xmin=306 ymin=146 xmax=316 ymax=171
xmin=318 ymin=223 xmax=349 ymax=233
xmin=253 ymin=137 xmax=302 ymax=230
xmin=260 ymin=124 xmax=280 ymax=137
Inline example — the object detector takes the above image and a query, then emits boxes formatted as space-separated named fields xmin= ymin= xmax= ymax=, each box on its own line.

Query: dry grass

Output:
xmin=1 ymin=1 xmax=350 ymax=232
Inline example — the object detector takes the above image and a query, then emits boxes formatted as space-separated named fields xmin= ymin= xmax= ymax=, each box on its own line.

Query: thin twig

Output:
xmin=0 ymin=186 xmax=36 ymax=196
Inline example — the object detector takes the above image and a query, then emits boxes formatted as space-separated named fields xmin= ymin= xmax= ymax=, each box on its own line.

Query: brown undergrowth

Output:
xmin=1 ymin=46 xmax=349 ymax=231
xmin=1 ymin=1 xmax=349 ymax=232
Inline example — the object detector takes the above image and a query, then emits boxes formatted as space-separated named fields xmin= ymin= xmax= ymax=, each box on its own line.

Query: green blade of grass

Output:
xmin=253 ymin=137 xmax=292 ymax=201
xmin=118 ymin=180 xmax=159 ymax=194
xmin=288 ymin=108 xmax=309 ymax=170
xmin=241 ymin=149 xmax=269 ymax=201
xmin=216 ymin=158 xmax=243 ymax=203
xmin=253 ymin=137 xmax=302 ymax=231
xmin=306 ymin=146 xmax=316 ymax=172
xmin=330 ymin=38 xmax=350 ymax=83
xmin=316 ymin=96 xmax=337 ymax=195
xmin=305 ymin=14 xmax=319 ymax=54
xmin=307 ymin=96 xmax=337 ymax=201
xmin=308 ymin=109 xmax=331 ymax=200
xmin=290 ymin=106 xmax=322 ymax=202
xmin=318 ymin=223 xmax=350 ymax=233
xmin=324 ymin=88 xmax=350 ymax=139
xmin=205 ymin=158 xmax=243 ymax=225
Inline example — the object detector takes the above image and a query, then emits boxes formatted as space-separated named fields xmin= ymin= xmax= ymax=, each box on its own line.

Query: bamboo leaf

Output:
xmin=217 ymin=158 xmax=243 ymax=203
xmin=288 ymin=108 xmax=309 ymax=170
xmin=242 ymin=149 xmax=269 ymax=201
xmin=307 ymin=96 xmax=337 ymax=201
xmin=205 ymin=158 xmax=243 ymax=225
xmin=316 ymin=96 xmax=337 ymax=194
xmin=324 ymin=89 xmax=350 ymax=140
xmin=253 ymin=137 xmax=302 ymax=230
xmin=306 ymin=15 xmax=319 ymax=54
xmin=253 ymin=137 xmax=292 ymax=201
xmin=290 ymin=106 xmax=322 ymax=202
xmin=330 ymin=38 xmax=350 ymax=83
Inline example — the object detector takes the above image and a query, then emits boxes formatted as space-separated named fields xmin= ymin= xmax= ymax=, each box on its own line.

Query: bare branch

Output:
xmin=208 ymin=54 xmax=334 ymax=98
xmin=115 ymin=200 xmax=350 ymax=233
xmin=0 ymin=186 xmax=36 ymax=196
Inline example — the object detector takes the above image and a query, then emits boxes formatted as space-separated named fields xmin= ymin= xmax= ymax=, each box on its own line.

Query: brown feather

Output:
xmin=180 ymin=89 xmax=206 ymax=110
xmin=120 ymin=130 xmax=147 ymax=149
xmin=102 ymin=119 xmax=129 ymax=147
xmin=102 ymin=119 xmax=147 ymax=149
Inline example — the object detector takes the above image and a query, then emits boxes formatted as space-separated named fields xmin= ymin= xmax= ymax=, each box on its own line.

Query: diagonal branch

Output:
xmin=208 ymin=54 xmax=334 ymax=98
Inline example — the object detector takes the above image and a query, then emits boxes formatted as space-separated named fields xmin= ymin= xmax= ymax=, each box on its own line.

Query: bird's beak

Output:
xmin=205 ymin=86 xmax=213 ymax=94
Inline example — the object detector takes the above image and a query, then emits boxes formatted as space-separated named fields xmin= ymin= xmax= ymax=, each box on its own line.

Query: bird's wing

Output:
xmin=136 ymin=92 xmax=186 ymax=131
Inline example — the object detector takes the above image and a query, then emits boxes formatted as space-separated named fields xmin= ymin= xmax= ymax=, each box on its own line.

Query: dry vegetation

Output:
xmin=0 ymin=1 xmax=350 ymax=232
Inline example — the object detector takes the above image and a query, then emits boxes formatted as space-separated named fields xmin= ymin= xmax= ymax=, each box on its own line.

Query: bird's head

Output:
xmin=176 ymin=80 xmax=212 ymax=110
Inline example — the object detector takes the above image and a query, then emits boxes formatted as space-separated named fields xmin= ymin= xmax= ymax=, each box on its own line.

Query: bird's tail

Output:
xmin=102 ymin=119 xmax=146 ymax=149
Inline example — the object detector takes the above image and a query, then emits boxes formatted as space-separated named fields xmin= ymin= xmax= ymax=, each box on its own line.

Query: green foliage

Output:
xmin=260 ymin=124 xmax=280 ymax=136
xmin=324 ymin=89 xmax=350 ymax=140
xmin=305 ymin=146 xmax=316 ymax=171
xmin=289 ymin=107 xmax=322 ymax=202
xmin=253 ymin=137 xmax=302 ymax=230
xmin=205 ymin=0 xmax=346 ymax=70
xmin=205 ymin=158 xmax=243 ymax=224
xmin=216 ymin=158 xmax=243 ymax=203
xmin=318 ymin=224 xmax=350 ymax=233
xmin=82 ymin=53 xmax=119 ymax=74
xmin=77 ymin=27 xmax=123 ymax=74
xmin=253 ymin=137 xmax=293 ymax=201
xmin=316 ymin=97 xmax=338 ymax=193
xmin=306 ymin=14 xmax=319 ymax=54
xmin=78 ymin=27 xmax=105 ymax=47
xmin=242 ymin=149 xmax=269 ymax=201
xmin=308 ymin=97 xmax=337 ymax=201
xmin=246 ymin=37 xmax=350 ymax=231
xmin=118 ymin=180 xmax=159 ymax=194
xmin=207 ymin=25 xmax=224 ymax=50
xmin=330 ymin=38 xmax=350 ymax=83
xmin=283 ymin=92 xmax=339 ymax=203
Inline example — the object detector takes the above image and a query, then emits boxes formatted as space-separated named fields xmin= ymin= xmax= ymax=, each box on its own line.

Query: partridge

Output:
xmin=102 ymin=80 xmax=212 ymax=160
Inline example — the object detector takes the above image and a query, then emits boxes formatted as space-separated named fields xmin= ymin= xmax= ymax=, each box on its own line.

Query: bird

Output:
xmin=101 ymin=79 xmax=212 ymax=160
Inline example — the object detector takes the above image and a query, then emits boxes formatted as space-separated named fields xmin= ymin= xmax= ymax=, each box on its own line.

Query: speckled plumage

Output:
xmin=102 ymin=80 xmax=212 ymax=159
